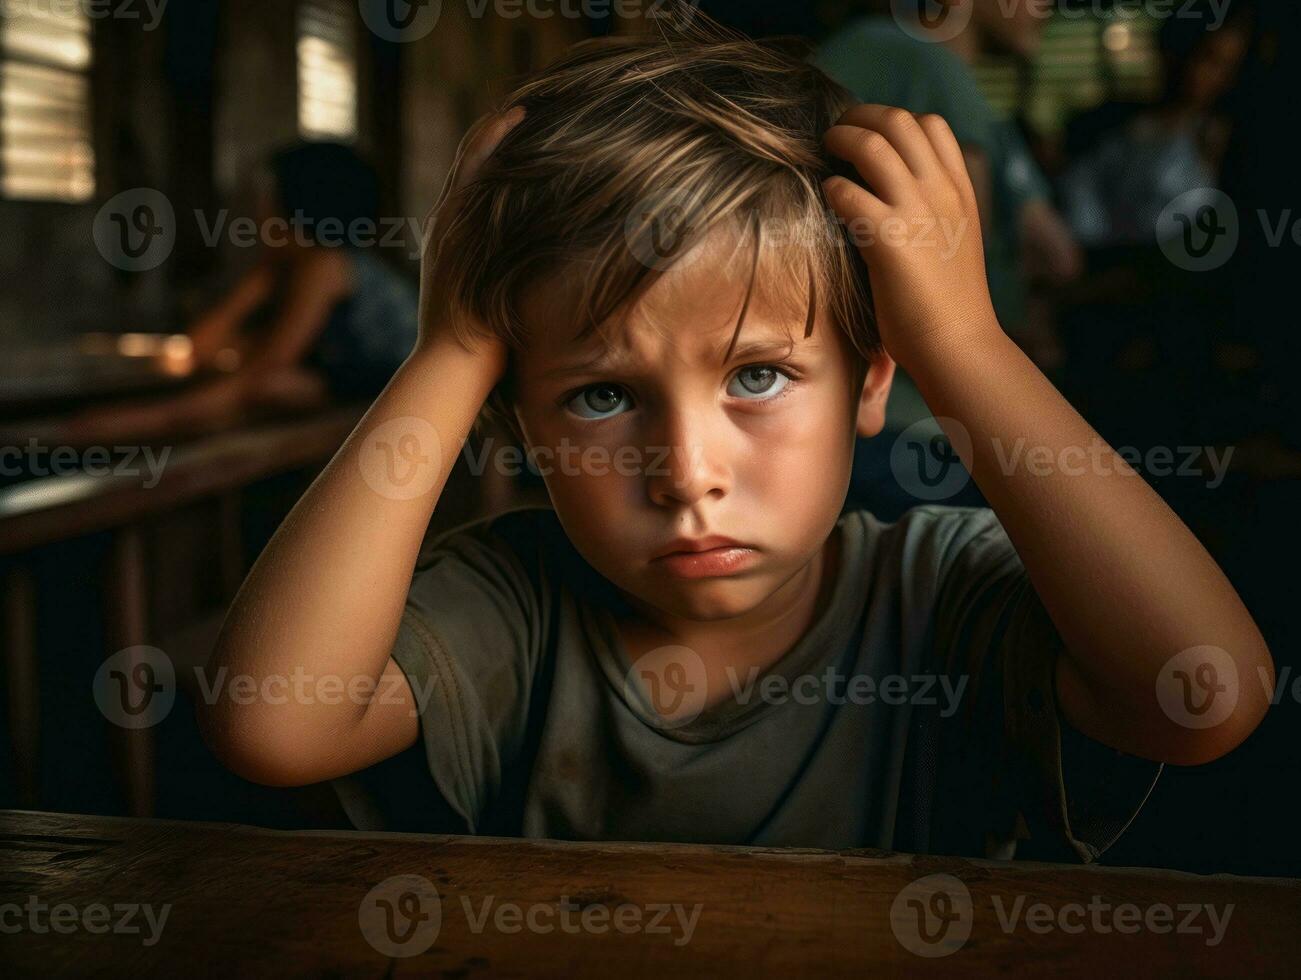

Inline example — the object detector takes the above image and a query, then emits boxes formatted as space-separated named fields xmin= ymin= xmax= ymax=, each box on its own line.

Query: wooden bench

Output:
xmin=0 ymin=407 xmax=365 ymax=815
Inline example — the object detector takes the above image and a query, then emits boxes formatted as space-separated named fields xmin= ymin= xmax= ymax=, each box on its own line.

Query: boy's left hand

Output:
xmin=823 ymin=104 xmax=999 ymax=368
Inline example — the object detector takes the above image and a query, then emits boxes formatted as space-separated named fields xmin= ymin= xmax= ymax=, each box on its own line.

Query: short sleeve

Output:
xmin=386 ymin=508 xmax=554 ymax=831
xmin=925 ymin=507 xmax=1162 ymax=863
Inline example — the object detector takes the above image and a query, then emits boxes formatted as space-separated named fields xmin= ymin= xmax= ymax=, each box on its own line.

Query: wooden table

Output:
xmin=1 ymin=810 xmax=1298 ymax=978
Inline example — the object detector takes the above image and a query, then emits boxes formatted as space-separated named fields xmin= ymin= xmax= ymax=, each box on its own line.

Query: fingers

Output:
xmin=915 ymin=112 xmax=973 ymax=196
xmin=452 ymin=105 xmax=526 ymax=195
xmin=425 ymin=106 xmax=526 ymax=246
xmin=834 ymin=104 xmax=941 ymax=180
xmin=824 ymin=124 xmax=912 ymax=205
xmin=827 ymin=104 xmax=974 ymax=198
xmin=429 ymin=108 xmax=525 ymax=211
xmin=822 ymin=174 xmax=887 ymax=228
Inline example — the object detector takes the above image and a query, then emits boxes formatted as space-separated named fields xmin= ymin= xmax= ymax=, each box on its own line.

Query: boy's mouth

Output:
xmin=651 ymin=536 xmax=760 ymax=579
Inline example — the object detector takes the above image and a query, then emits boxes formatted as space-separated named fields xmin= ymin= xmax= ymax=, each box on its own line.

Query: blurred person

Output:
xmin=39 ymin=143 xmax=419 ymax=447
xmin=1059 ymin=7 xmax=1251 ymax=248
xmin=1050 ymin=4 xmax=1252 ymax=461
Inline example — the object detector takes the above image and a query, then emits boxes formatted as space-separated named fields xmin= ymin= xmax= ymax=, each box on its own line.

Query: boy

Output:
xmin=199 ymin=21 xmax=1272 ymax=863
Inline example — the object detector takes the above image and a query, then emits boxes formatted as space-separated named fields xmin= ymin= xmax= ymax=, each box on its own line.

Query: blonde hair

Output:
xmin=438 ymin=10 xmax=878 ymax=425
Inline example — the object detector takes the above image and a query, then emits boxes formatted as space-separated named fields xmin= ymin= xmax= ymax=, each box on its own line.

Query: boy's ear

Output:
xmin=855 ymin=350 xmax=896 ymax=438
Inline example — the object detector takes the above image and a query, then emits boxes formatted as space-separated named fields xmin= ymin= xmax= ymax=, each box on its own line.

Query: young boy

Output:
xmin=199 ymin=21 xmax=1272 ymax=864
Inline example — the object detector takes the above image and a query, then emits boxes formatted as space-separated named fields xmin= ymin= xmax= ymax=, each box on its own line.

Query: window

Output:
xmin=0 ymin=1 xmax=95 ymax=201
xmin=296 ymin=0 xmax=358 ymax=141
xmin=972 ymin=10 xmax=1161 ymax=134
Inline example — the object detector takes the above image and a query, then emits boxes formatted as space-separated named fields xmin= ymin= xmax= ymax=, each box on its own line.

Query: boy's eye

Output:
xmin=728 ymin=365 xmax=790 ymax=400
xmin=567 ymin=383 xmax=630 ymax=419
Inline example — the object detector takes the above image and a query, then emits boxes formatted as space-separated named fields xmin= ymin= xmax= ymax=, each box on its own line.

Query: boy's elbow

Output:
xmin=1159 ymin=639 xmax=1275 ymax=767
xmin=196 ymin=700 xmax=324 ymax=788
xmin=1072 ymin=638 xmax=1275 ymax=767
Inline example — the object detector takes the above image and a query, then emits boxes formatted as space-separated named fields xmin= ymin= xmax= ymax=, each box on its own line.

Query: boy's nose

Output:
xmin=643 ymin=409 xmax=731 ymax=508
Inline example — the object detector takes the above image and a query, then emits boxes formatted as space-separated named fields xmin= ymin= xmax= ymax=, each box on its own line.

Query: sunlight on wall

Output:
xmin=296 ymin=0 xmax=358 ymax=141
xmin=0 ymin=3 xmax=95 ymax=202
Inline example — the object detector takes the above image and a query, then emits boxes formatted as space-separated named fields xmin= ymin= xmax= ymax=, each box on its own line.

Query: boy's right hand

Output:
xmin=416 ymin=106 xmax=525 ymax=381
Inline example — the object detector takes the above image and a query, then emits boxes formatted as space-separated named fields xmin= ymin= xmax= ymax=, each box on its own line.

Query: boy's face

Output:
xmin=510 ymin=231 xmax=894 ymax=624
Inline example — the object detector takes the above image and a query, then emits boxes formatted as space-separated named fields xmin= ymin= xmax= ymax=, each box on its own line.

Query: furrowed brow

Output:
xmin=536 ymin=329 xmax=799 ymax=382
xmin=539 ymin=350 xmax=621 ymax=380
xmin=715 ymin=337 xmax=797 ymax=365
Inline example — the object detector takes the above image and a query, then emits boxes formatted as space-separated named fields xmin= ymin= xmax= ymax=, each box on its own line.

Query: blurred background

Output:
xmin=0 ymin=0 xmax=1297 ymax=876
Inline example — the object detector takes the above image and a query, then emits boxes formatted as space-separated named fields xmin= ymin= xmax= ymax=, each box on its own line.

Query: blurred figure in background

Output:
xmin=816 ymin=0 xmax=1080 ymax=517
xmin=1051 ymin=2 xmax=1252 ymax=461
xmin=48 ymin=142 xmax=419 ymax=446
xmin=1059 ymin=8 xmax=1250 ymax=248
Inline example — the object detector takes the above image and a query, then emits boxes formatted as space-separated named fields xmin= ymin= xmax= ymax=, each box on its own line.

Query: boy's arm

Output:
xmin=824 ymin=104 xmax=1273 ymax=767
xmin=197 ymin=110 xmax=524 ymax=786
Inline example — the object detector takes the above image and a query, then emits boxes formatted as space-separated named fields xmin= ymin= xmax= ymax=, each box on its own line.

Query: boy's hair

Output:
xmin=437 ymin=11 xmax=878 ymax=431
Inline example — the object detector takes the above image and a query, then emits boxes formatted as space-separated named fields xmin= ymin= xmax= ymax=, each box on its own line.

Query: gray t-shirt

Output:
xmin=340 ymin=504 xmax=1161 ymax=863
